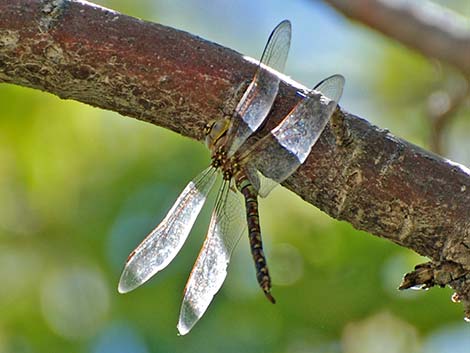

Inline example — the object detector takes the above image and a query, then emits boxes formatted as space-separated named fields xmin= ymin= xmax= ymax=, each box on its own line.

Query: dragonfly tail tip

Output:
xmin=264 ymin=291 xmax=276 ymax=304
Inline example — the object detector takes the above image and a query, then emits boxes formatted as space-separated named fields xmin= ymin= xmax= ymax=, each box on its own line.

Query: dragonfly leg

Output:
xmin=237 ymin=175 xmax=276 ymax=304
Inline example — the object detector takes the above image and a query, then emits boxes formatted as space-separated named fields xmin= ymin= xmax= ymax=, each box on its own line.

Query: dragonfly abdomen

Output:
xmin=236 ymin=174 xmax=276 ymax=304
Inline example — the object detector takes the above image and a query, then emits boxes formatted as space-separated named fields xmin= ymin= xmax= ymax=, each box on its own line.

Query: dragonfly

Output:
xmin=118 ymin=19 xmax=345 ymax=335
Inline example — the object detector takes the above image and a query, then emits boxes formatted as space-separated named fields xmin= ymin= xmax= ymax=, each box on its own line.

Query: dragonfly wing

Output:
xmin=118 ymin=167 xmax=217 ymax=294
xmin=246 ymin=75 xmax=345 ymax=197
xmin=258 ymin=19 xmax=292 ymax=73
xmin=254 ymin=171 xmax=279 ymax=199
xmin=313 ymin=74 xmax=345 ymax=103
xmin=177 ymin=180 xmax=245 ymax=335
xmin=226 ymin=20 xmax=291 ymax=156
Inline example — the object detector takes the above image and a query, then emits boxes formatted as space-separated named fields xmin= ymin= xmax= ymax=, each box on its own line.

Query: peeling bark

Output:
xmin=0 ymin=0 xmax=469 ymax=319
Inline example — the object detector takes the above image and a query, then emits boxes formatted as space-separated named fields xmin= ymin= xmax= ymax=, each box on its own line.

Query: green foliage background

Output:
xmin=1 ymin=1 xmax=470 ymax=352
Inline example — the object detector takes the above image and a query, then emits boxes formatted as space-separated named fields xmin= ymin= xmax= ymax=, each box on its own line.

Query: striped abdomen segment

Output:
xmin=236 ymin=174 xmax=275 ymax=304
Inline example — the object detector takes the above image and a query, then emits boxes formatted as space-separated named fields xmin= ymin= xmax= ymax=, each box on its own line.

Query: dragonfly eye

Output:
xmin=205 ymin=119 xmax=230 ymax=149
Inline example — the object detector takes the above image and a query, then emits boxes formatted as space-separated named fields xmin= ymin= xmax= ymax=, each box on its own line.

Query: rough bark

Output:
xmin=1 ymin=0 xmax=469 ymax=319
xmin=323 ymin=0 xmax=470 ymax=76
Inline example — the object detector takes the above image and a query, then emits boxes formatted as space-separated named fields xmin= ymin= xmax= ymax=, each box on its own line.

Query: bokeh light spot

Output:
xmin=270 ymin=243 xmax=304 ymax=286
xmin=423 ymin=322 xmax=470 ymax=353
xmin=40 ymin=266 xmax=110 ymax=340
xmin=0 ymin=247 xmax=42 ymax=304
xmin=342 ymin=311 xmax=420 ymax=353
xmin=92 ymin=322 xmax=149 ymax=353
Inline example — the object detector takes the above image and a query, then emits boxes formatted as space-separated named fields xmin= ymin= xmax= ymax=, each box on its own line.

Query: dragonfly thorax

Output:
xmin=205 ymin=118 xmax=242 ymax=180
xmin=210 ymin=146 xmax=241 ymax=181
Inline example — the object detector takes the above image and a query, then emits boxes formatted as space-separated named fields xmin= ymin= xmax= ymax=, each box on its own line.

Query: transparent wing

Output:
xmin=244 ymin=74 xmax=345 ymax=197
xmin=118 ymin=167 xmax=217 ymax=294
xmin=313 ymin=74 xmax=345 ymax=103
xmin=226 ymin=20 xmax=291 ymax=157
xmin=177 ymin=180 xmax=245 ymax=335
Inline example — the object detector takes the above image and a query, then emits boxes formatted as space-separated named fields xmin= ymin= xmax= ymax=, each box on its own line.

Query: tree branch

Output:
xmin=1 ymin=0 xmax=470 ymax=318
xmin=323 ymin=0 xmax=470 ymax=76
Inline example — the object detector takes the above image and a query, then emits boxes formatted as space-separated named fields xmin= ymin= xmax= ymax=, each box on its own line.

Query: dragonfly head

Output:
xmin=204 ymin=118 xmax=230 ymax=152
